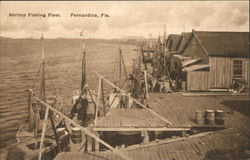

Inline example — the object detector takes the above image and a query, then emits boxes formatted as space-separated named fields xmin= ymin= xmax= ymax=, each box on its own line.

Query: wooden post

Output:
xmin=142 ymin=130 xmax=149 ymax=144
xmin=144 ymin=71 xmax=149 ymax=100
xmin=95 ymin=77 xmax=102 ymax=125
xmin=94 ymin=132 xmax=99 ymax=152
xmin=38 ymin=107 xmax=49 ymax=160
xmin=49 ymin=111 xmax=61 ymax=152
xmin=120 ymin=50 xmax=128 ymax=79
xmin=138 ymin=55 xmax=142 ymax=71
xmin=35 ymin=108 xmax=39 ymax=151
xmin=87 ymin=135 xmax=92 ymax=152
xmin=95 ymin=72 xmax=172 ymax=125
xmin=29 ymin=89 xmax=131 ymax=160
xmin=101 ymin=80 xmax=105 ymax=112
xmin=119 ymin=49 xmax=122 ymax=88
xmin=181 ymin=131 xmax=187 ymax=137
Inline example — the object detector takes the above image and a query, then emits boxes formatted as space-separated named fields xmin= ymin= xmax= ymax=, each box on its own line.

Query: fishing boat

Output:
xmin=69 ymin=30 xmax=96 ymax=127
xmin=13 ymin=34 xmax=70 ymax=160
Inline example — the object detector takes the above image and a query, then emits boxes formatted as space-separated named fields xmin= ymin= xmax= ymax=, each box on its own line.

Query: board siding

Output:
xmin=187 ymin=71 xmax=209 ymax=91
xmin=209 ymin=56 xmax=249 ymax=89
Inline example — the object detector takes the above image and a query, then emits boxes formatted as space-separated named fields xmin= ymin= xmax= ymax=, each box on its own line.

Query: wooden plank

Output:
xmin=38 ymin=107 xmax=49 ymax=160
xmin=95 ymin=77 xmax=102 ymax=125
xmin=92 ymin=127 xmax=190 ymax=132
xmin=158 ymin=149 xmax=168 ymax=160
xmin=180 ymin=141 xmax=200 ymax=160
xmin=95 ymin=132 xmax=100 ymax=152
xmin=142 ymin=148 xmax=151 ymax=160
xmin=54 ymin=153 xmax=64 ymax=160
xmin=87 ymin=135 xmax=92 ymax=152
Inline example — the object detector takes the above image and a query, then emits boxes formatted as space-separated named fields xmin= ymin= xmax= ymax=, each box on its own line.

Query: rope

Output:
xmin=31 ymin=63 xmax=43 ymax=90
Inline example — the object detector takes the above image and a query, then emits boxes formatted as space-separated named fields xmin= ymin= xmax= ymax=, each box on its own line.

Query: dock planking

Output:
xmin=55 ymin=128 xmax=249 ymax=160
xmin=91 ymin=93 xmax=249 ymax=133
xmin=55 ymin=93 xmax=249 ymax=160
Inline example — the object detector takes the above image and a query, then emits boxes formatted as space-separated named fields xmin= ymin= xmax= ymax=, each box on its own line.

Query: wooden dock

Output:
xmin=93 ymin=92 xmax=245 ymax=131
xmin=54 ymin=93 xmax=249 ymax=160
xmin=94 ymin=108 xmax=190 ymax=131
xmin=55 ymin=128 xmax=249 ymax=160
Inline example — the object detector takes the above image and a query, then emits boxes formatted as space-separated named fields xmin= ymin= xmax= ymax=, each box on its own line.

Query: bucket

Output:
xmin=71 ymin=127 xmax=82 ymax=144
xmin=215 ymin=110 xmax=225 ymax=125
xmin=205 ymin=110 xmax=215 ymax=125
xmin=195 ymin=110 xmax=204 ymax=125
xmin=56 ymin=128 xmax=65 ymax=140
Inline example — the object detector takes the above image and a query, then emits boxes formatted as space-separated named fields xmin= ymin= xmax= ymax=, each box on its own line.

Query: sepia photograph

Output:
xmin=0 ymin=1 xmax=249 ymax=160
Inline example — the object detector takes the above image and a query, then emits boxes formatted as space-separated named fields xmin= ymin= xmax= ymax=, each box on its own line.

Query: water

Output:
xmin=0 ymin=39 xmax=138 ymax=148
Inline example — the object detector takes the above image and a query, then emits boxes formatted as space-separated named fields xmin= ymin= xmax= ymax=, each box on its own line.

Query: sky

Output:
xmin=0 ymin=1 xmax=249 ymax=39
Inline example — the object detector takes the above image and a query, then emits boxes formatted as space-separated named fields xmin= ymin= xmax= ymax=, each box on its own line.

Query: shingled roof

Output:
xmin=166 ymin=34 xmax=182 ymax=52
xmin=177 ymin=32 xmax=193 ymax=53
xmin=194 ymin=31 xmax=249 ymax=57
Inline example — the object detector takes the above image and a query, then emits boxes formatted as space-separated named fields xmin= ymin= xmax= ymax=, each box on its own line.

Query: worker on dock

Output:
xmin=73 ymin=113 xmax=80 ymax=123
xmin=70 ymin=94 xmax=88 ymax=126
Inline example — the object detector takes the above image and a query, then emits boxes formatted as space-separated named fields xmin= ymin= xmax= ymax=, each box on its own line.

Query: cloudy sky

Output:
xmin=0 ymin=1 xmax=249 ymax=39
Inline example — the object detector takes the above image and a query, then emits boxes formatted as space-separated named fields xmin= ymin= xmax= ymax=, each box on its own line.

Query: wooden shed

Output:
xmin=180 ymin=30 xmax=249 ymax=91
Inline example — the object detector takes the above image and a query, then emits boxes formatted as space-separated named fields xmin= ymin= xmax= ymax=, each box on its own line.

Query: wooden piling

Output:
xmin=142 ymin=131 xmax=149 ymax=144
xmin=95 ymin=132 xmax=100 ymax=152
xmin=87 ymin=135 xmax=93 ymax=152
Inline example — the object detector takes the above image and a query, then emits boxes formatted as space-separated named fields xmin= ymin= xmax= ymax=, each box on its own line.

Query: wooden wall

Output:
xmin=209 ymin=56 xmax=249 ymax=89
xmin=187 ymin=71 xmax=210 ymax=91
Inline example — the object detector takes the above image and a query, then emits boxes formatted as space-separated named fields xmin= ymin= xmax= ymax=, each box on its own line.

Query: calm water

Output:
xmin=0 ymin=39 xmax=138 ymax=148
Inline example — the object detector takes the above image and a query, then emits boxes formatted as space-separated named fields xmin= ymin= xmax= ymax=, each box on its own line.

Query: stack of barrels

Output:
xmin=195 ymin=110 xmax=225 ymax=125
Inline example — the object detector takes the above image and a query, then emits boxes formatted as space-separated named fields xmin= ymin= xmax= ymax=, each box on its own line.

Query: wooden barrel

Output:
xmin=71 ymin=127 xmax=82 ymax=144
xmin=195 ymin=110 xmax=204 ymax=124
xmin=205 ymin=110 xmax=215 ymax=125
xmin=56 ymin=128 xmax=65 ymax=140
xmin=215 ymin=110 xmax=225 ymax=125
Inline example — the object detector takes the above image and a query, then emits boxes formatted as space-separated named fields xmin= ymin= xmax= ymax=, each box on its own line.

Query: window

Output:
xmin=233 ymin=60 xmax=243 ymax=79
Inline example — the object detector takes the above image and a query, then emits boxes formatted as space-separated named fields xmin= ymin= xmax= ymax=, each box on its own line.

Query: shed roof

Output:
xmin=183 ymin=64 xmax=209 ymax=72
xmin=177 ymin=32 xmax=193 ymax=53
xmin=166 ymin=34 xmax=182 ymax=52
xmin=194 ymin=31 xmax=249 ymax=57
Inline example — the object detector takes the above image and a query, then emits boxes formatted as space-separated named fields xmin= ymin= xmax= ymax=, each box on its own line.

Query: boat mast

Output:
xmin=163 ymin=24 xmax=166 ymax=79
xmin=81 ymin=29 xmax=86 ymax=90
xmin=119 ymin=48 xmax=122 ymax=88
xmin=40 ymin=33 xmax=46 ymax=101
